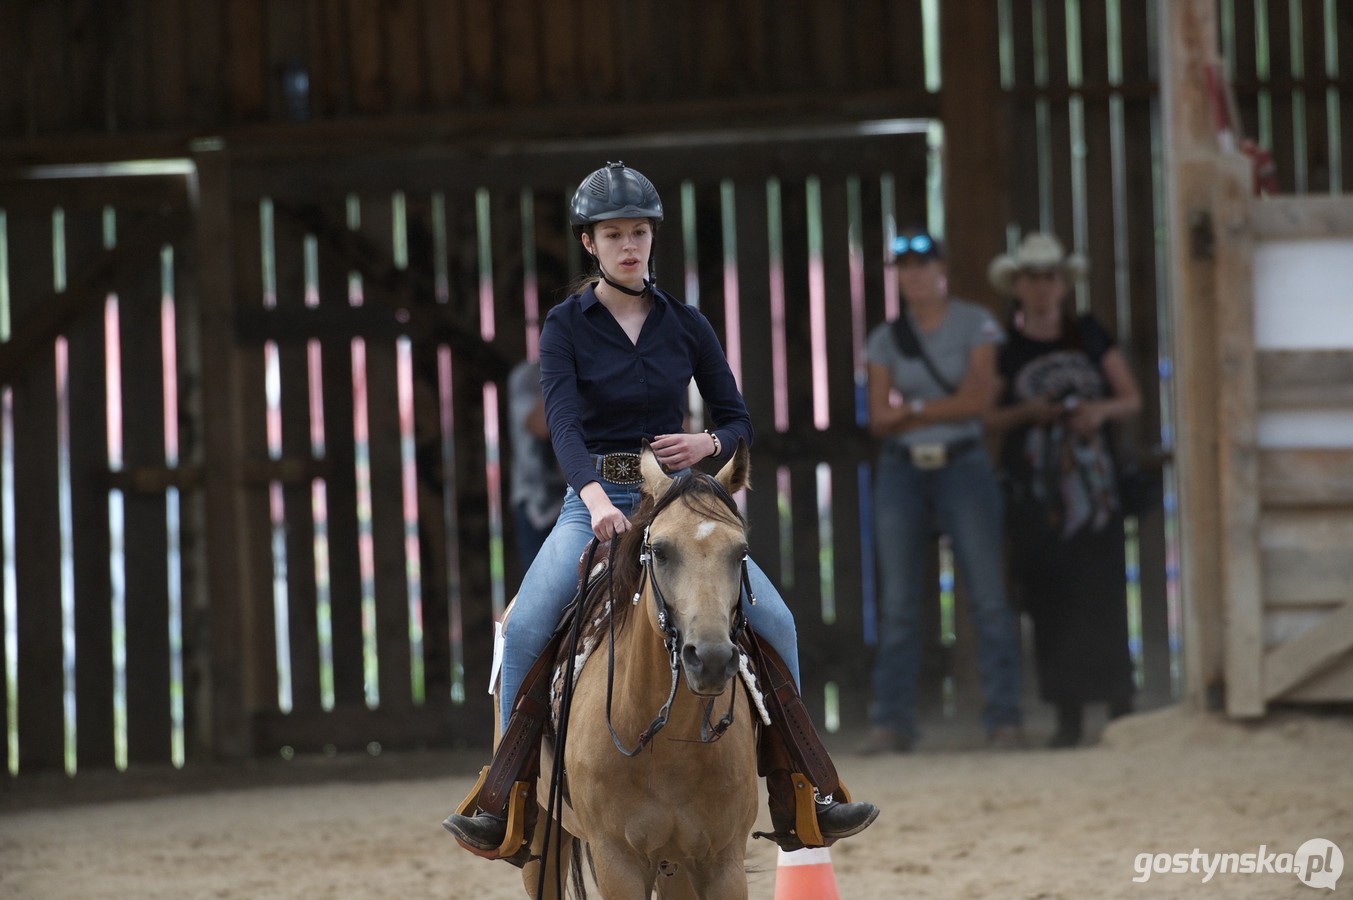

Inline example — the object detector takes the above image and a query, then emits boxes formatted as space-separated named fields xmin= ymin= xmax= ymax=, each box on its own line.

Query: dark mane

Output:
xmin=602 ymin=472 xmax=746 ymax=633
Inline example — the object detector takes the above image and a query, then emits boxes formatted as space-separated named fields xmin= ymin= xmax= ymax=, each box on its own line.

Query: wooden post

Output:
xmin=1212 ymin=157 xmax=1265 ymax=717
xmin=1159 ymin=0 xmax=1240 ymax=710
xmin=939 ymin=0 xmax=1009 ymax=305
xmin=191 ymin=147 xmax=256 ymax=758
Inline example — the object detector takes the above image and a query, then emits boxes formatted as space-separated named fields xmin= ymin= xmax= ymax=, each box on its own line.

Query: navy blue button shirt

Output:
xmin=539 ymin=284 xmax=754 ymax=493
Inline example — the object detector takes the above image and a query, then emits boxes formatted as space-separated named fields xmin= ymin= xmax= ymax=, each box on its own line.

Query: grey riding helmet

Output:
xmin=569 ymin=162 xmax=664 ymax=294
xmin=569 ymin=162 xmax=664 ymax=237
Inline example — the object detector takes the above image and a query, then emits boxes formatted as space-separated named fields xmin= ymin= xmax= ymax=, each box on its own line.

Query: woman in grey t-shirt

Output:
xmin=857 ymin=229 xmax=1024 ymax=753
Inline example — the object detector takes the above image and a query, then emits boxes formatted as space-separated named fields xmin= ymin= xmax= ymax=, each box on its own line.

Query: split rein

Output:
xmin=599 ymin=473 xmax=758 ymax=757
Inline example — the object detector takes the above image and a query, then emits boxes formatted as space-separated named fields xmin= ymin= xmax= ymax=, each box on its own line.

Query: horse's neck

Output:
xmin=605 ymin=597 xmax=696 ymax=731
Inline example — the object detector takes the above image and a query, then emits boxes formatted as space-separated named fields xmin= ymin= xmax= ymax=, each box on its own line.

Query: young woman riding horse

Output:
xmin=442 ymin=161 xmax=877 ymax=862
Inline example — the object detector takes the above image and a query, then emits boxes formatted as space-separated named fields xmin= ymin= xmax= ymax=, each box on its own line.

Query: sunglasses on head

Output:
xmin=891 ymin=234 xmax=936 ymax=258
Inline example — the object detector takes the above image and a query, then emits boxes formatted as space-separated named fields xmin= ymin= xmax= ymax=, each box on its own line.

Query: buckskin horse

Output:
xmin=507 ymin=443 xmax=762 ymax=898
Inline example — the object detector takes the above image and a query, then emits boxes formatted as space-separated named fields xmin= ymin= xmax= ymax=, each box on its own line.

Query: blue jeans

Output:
xmin=870 ymin=444 xmax=1022 ymax=739
xmin=498 ymin=478 xmax=800 ymax=724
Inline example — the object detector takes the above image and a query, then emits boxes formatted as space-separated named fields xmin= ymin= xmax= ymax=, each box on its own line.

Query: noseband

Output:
xmin=605 ymin=472 xmax=757 ymax=757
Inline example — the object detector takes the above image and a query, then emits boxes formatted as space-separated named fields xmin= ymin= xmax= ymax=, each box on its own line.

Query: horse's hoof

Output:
xmin=442 ymin=811 xmax=508 ymax=852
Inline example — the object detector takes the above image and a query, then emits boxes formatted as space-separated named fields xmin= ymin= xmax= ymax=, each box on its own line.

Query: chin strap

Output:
xmin=601 ymin=273 xmax=651 ymax=296
xmin=592 ymin=255 xmax=656 ymax=297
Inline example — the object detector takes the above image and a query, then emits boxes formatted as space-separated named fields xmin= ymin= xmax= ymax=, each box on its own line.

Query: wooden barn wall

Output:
xmin=0 ymin=0 xmax=931 ymax=140
xmin=3 ymin=1 xmax=1350 ymax=775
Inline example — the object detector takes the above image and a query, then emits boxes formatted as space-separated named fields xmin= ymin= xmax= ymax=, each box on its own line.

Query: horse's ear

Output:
xmin=715 ymin=437 xmax=751 ymax=495
xmin=640 ymin=442 xmax=672 ymax=498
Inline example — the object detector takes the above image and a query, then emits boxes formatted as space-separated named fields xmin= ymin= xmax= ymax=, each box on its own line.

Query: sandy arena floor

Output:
xmin=2 ymin=704 xmax=1350 ymax=899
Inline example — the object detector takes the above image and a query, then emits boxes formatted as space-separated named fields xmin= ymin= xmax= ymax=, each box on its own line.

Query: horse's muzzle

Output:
xmin=681 ymin=639 xmax=739 ymax=695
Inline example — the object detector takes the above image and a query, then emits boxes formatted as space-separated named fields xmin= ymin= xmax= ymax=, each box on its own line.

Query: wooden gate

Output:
xmin=1214 ymin=186 xmax=1353 ymax=715
xmin=0 ymin=165 xmax=194 ymax=773
xmin=3 ymin=126 xmax=952 ymax=772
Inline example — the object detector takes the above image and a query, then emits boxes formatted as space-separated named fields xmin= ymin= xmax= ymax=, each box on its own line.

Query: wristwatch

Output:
xmin=908 ymin=398 xmax=926 ymax=416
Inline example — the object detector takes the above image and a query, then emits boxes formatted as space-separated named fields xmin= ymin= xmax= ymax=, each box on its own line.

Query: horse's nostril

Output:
xmin=683 ymin=642 xmax=738 ymax=686
xmin=681 ymin=643 xmax=703 ymax=672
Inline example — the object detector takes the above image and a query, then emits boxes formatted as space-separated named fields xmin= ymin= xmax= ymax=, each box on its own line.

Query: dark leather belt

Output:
xmin=592 ymin=452 xmax=643 ymax=485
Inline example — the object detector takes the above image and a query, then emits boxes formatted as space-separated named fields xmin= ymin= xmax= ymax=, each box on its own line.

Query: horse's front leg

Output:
xmin=520 ymin=822 xmax=575 ymax=900
xmin=588 ymin=838 xmax=656 ymax=899
xmin=656 ymin=848 xmax=749 ymax=900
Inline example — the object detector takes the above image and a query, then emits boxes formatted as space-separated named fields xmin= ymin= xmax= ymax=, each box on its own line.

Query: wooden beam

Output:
xmin=1261 ymin=510 xmax=1353 ymax=605
xmin=1250 ymin=194 xmax=1353 ymax=238
xmin=1260 ymin=449 xmax=1353 ymax=508
xmin=1258 ymin=349 xmax=1353 ymax=410
xmin=1263 ymin=601 xmax=1353 ymax=700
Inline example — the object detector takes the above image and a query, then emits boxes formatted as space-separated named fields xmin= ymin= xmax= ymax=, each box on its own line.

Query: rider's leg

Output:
xmin=745 ymin=627 xmax=879 ymax=851
xmin=446 ymin=481 xmax=639 ymax=857
xmin=742 ymin=558 xmax=800 ymax=687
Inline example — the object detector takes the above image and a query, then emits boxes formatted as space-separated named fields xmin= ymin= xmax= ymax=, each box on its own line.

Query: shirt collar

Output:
xmin=579 ymin=282 xmax=668 ymax=313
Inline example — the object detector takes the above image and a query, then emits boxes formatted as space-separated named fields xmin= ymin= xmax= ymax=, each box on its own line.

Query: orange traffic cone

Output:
xmin=773 ymin=846 xmax=841 ymax=900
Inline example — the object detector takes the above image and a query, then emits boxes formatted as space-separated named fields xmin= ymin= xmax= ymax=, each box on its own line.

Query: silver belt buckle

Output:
xmin=909 ymin=443 xmax=947 ymax=470
xmin=599 ymin=452 xmax=642 ymax=484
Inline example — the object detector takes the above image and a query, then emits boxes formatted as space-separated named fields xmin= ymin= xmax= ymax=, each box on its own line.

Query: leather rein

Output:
xmin=603 ymin=473 xmax=758 ymax=757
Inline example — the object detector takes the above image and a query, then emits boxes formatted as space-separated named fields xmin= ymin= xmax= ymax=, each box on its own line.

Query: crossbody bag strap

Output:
xmin=891 ymin=313 xmax=957 ymax=395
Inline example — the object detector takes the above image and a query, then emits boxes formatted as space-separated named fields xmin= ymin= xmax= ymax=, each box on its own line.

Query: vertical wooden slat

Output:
xmin=111 ymin=0 xmax=152 ymax=131
xmin=0 ymin=2 xmax=27 ymax=135
xmin=121 ymin=214 xmax=172 ymax=765
xmin=695 ymin=0 xmax=734 ymax=97
xmin=807 ymin=3 xmax=849 ymax=92
xmin=1043 ymin=0 xmax=1076 ymax=241
xmin=11 ymin=211 xmax=65 ymax=772
xmin=1298 ymin=0 xmax=1331 ymax=192
xmin=346 ymin=0 xmax=386 ymax=115
xmin=183 ymin=0 xmax=226 ymax=126
xmin=352 ymin=196 xmax=415 ymax=711
xmin=273 ymin=211 xmax=322 ymax=717
xmin=941 ymin=0 xmax=1011 ymax=305
xmin=66 ymin=0 xmax=107 ymax=132
xmin=1338 ymin=0 xmax=1353 ymax=190
xmin=265 ymin=0 xmax=310 ymax=123
xmin=537 ymin=0 xmax=577 ymax=103
xmin=1008 ymin=0 xmax=1042 ymax=238
xmin=499 ymin=1 xmax=539 ymax=105
xmin=462 ymin=0 xmax=499 ymax=104
xmin=311 ymin=201 xmax=366 ymax=710
xmin=307 ymin=0 xmax=351 ymax=119
xmin=66 ymin=209 xmax=114 ymax=770
xmin=1080 ymin=0 xmax=1117 ymax=324
xmin=819 ymin=174 xmax=868 ymax=728
xmin=149 ymin=0 xmax=188 ymax=128
xmin=1264 ymin=0 xmax=1297 ymax=191
xmin=384 ymin=0 xmax=425 ymax=112
xmin=27 ymin=2 xmax=69 ymax=134
xmin=422 ymin=0 xmax=465 ymax=108
xmin=731 ymin=179 xmax=781 ymax=586
xmin=226 ymin=0 xmax=268 ymax=123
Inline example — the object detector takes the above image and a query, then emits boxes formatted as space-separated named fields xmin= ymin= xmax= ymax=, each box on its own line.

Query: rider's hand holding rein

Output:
xmin=649 ymin=430 xmax=717 ymax=471
xmin=580 ymin=482 xmax=631 ymax=541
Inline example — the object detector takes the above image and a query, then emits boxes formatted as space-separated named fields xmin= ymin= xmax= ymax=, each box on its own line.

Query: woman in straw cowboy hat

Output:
xmin=984 ymin=232 xmax=1142 ymax=748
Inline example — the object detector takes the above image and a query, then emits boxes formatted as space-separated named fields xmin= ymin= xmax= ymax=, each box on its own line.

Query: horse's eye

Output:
xmin=652 ymin=545 xmax=668 ymax=563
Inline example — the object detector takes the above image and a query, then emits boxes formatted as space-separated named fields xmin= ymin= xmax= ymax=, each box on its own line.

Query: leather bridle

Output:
xmin=604 ymin=473 xmax=757 ymax=757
